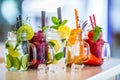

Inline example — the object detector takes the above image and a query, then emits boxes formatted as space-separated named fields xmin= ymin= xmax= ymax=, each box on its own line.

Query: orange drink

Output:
xmin=67 ymin=28 xmax=90 ymax=71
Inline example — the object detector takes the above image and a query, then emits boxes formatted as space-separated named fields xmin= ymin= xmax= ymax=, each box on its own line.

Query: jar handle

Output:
xmin=103 ymin=42 xmax=111 ymax=61
xmin=47 ymin=44 xmax=54 ymax=64
xmin=83 ymin=41 xmax=90 ymax=62
xmin=29 ymin=43 xmax=37 ymax=65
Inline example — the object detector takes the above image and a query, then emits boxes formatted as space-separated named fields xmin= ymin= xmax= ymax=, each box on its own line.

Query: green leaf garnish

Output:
xmin=93 ymin=26 xmax=102 ymax=41
xmin=54 ymin=52 xmax=64 ymax=60
xmin=50 ymin=16 xmax=68 ymax=30
xmin=61 ymin=20 xmax=68 ymax=25
xmin=50 ymin=25 xmax=59 ymax=30
xmin=42 ymin=26 xmax=49 ymax=32
xmin=48 ymin=41 xmax=55 ymax=47
xmin=51 ymin=16 xmax=60 ymax=25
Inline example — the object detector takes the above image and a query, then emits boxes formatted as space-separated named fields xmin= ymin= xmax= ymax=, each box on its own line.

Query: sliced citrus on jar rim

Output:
xmin=57 ymin=25 xmax=71 ymax=39
xmin=50 ymin=40 xmax=60 ymax=53
xmin=17 ymin=24 xmax=34 ymax=40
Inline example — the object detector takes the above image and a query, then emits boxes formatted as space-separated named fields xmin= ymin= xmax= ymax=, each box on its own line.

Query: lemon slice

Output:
xmin=8 ymin=45 xmax=21 ymax=57
xmin=18 ymin=24 xmax=34 ymax=40
xmin=50 ymin=40 xmax=60 ymax=53
xmin=52 ymin=58 xmax=58 ymax=64
xmin=57 ymin=25 xmax=71 ymax=38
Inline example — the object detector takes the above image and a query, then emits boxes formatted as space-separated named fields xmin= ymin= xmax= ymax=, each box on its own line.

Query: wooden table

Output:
xmin=0 ymin=58 xmax=120 ymax=80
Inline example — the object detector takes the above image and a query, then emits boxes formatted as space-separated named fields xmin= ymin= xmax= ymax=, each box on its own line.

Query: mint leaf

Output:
xmin=50 ymin=25 xmax=59 ymax=30
xmin=93 ymin=26 xmax=102 ymax=42
xmin=51 ymin=16 xmax=60 ymax=25
xmin=42 ymin=26 xmax=49 ymax=32
xmin=48 ymin=41 xmax=55 ymax=47
xmin=54 ymin=52 xmax=64 ymax=60
xmin=61 ymin=20 xmax=68 ymax=25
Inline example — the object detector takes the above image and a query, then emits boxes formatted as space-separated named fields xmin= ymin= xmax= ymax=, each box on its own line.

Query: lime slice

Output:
xmin=57 ymin=25 xmax=71 ymax=38
xmin=50 ymin=40 xmax=60 ymax=53
xmin=17 ymin=24 xmax=34 ymax=40
xmin=21 ymin=54 xmax=29 ymax=69
xmin=13 ymin=57 xmax=20 ymax=70
xmin=6 ymin=54 xmax=13 ymax=69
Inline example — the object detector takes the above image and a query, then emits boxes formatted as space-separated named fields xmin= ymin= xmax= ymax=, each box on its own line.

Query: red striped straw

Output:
xmin=89 ymin=16 xmax=94 ymax=29
xmin=93 ymin=14 xmax=96 ymax=26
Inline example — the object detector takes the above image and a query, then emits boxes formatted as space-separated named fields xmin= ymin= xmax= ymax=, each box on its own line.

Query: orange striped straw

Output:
xmin=74 ymin=8 xmax=79 ymax=29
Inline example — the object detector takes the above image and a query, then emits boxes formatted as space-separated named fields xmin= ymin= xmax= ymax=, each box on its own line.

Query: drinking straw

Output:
xmin=41 ymin=11 xmax=46 ymax=27
xmin=19 ymin=15 xmax=22 ymax=26
xmin=89 ymin=16 xmax=94 ymax=29
xmin=93 ymin=14 xmax=96 ymax=27
xmin=16 ymin=17 xmax=19 ymax=29
xmin=74 ymin=8 xmax=79 ymax=29
xmin=57 ymin=7 xmax=62 ymax=24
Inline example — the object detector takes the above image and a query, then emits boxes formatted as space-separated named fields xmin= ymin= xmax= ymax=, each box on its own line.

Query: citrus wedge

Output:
xmin=13 ymin=57 xmax=21 ymax=70
xmin=21 ymin=54 xmax=29 ymax=70
xmin=6 ymin=54 xmax=13 ymax=69
xmin=8 ymin=45 xmax=21 ymax=57
xmin=18 ymin=24 xmax=34 ymax=40
xmin=57 ymin=25 xmax=71 ymax=38
xmin=50 ymin=40 xmax=60 ymax=53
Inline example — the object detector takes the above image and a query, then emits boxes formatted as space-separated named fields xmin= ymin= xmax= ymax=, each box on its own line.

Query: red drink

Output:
xmin=29 ymin=30 xmax=47 ymax=69
xmin=84 ymin=30 xmax=110 ymax=66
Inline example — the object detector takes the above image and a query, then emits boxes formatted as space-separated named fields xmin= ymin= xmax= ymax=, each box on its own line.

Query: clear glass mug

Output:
xmin=84 ymin=38 xmax=110 ymax=66
xmin=67 ymin=32 xmax=90 ymax=71
xmin=5 ymin=32 xmax=37 ymax=71
xmin=45 ymin=30 xmax=66 ymax=73
xmin=29 ymin=31 xmax=48 ymax=69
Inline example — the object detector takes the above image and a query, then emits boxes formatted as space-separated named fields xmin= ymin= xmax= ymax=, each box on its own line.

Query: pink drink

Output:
xmin=85 ymin=38 xmax=105 ymax=58
xmin=29 ymin=30 xmax=47 ymax=69
xmin=84 ymin=30 xmax=110 ymax=66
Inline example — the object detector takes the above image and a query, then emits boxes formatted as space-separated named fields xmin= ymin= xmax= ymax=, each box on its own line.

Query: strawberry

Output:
xmin=84 ymin=53 xmax=103 ymax=66
xmin=88 ymin=26 xmax=102 ymax=42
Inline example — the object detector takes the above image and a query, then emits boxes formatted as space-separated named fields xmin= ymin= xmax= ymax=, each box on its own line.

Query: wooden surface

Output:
xmin=0 ymin=58 xmax=120 ymax=80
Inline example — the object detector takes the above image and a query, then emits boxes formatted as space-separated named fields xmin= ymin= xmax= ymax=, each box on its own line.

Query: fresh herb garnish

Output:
xmin=93 ymin=26 xmax=102 ymax=41
xmin=50 ymin=16 xmax=68 ymax=30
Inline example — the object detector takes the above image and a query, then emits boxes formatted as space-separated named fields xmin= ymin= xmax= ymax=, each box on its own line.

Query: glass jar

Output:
xmin=46 ymin=30 xmax=66 ymax=73
xmin=67 ymin=32 xmax=90 ymax=71
xmin=5 ymin=32 xmax=37 ymax=71
xmin=29 ymin=31 xmax=47 ymax=69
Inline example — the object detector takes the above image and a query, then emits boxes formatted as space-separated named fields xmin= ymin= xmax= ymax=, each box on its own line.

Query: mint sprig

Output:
xmin=50 ymin=16 xmax=68 ymax=30
xmin=93 ymin=26 xmax=102 ymax=42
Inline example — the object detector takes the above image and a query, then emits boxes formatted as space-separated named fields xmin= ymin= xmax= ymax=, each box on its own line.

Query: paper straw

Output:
xmin=89 ymin=16 xmax=94 ymax=29
xmin=74 ymin=9 xmax=79 ymax=29
xmin=93 ymin=14 xmax=96 ymax=27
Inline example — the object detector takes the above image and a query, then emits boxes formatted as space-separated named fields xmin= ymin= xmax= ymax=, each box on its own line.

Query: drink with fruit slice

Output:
xmin=67 ymin=28 xmax=90 ymax=71
xmin=84 ymin=26 xmax=110 ymax=66
xmin=5 ymin=24 xmax=37 ymax=71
